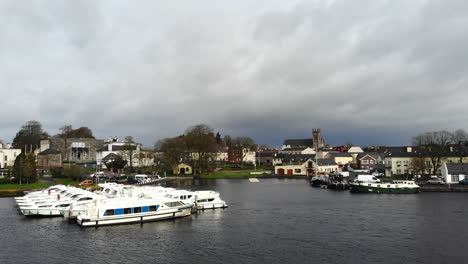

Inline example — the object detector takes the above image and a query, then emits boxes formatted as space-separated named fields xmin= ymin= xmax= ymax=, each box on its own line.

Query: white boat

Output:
xmin=76 ymin=197 xmax=192 ymax=227
xmin=20 ymin=193 xmax=100 ymax=216
xmin=194 ymin=191 xmax=228 ymax=210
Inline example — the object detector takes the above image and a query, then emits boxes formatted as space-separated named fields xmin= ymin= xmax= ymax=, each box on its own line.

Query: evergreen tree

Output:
xmin=12 ymin=152 xmax=37 ymax=184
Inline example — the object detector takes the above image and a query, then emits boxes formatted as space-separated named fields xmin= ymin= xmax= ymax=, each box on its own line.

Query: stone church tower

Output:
xmin=312 ymin=128 xmax=325 ymax=149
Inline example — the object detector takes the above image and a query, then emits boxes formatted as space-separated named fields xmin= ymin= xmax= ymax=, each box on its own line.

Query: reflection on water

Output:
xmin=1 ymin=179 xmax=468 ymax=264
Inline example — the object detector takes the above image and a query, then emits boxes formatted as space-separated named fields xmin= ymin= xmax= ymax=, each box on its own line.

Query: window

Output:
xmin=403 ymin=161 xmax=409 ymax=166
xmin=164 ymin=202 xmax=184 ymax=207
xmin=149 ymin=205 xmax=158 ymax=212
xmin=124 ymin=208 xmax=132 ymax=214
xmin=396 ymin=169 xmax=401 ymax=174
xmin=369 ymin=160 xmax=374 ymax=164
xmin=105 ymin=209 xmax=115 ymax=216
xmin=362 ymin=160 xmax=369 ymax=164
xmin=133 ymin=207 xmax=142 ymax=213
xmin=396 ymin=161 xmax=402 ymax=165
xmin=4 ymin=156 xmax=7 ymax=161
xmin=295 ymin=169 xmax=301 ymax=173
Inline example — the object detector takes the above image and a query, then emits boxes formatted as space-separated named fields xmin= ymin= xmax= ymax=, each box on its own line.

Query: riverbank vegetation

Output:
xmin=0 ymin=182 xmax=50 ymax=190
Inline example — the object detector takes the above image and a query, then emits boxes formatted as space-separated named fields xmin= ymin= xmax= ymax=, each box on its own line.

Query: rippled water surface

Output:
xmin=1 ymin=179 xmax=468 ymax=264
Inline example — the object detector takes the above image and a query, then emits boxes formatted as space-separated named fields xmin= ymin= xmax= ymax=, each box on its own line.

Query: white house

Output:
xmin=0 ymin=143 xmax=22 ymax=168
xmin=441 ymin=162 xmax=468 ymax=183
xmin=96 ymin=137 xmax=150 ymax=169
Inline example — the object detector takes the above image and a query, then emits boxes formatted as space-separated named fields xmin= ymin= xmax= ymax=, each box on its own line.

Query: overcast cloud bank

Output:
xmin=1 ymin=0 xmax=468 ymax=147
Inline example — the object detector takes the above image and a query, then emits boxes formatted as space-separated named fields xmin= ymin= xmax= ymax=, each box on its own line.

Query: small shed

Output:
xmin=173 ymin=163 xmax=192 ymax=175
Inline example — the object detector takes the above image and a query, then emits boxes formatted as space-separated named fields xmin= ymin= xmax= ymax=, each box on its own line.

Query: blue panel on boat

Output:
xmin=156 ymin=205 xmax=160 ymax=210
xmin=142 ymin=206 xmax=149 ymax=212
xmin=115 ymin=208 xmax=124 ymax=215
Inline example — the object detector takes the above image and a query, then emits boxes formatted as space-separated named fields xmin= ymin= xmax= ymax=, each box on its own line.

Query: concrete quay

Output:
xmin=420 ymin=184 xmax=468 ymax=192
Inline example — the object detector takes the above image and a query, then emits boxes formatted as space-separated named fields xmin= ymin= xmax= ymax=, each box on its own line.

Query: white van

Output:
xmin=355 ymin=174 xmax=381 ymax=183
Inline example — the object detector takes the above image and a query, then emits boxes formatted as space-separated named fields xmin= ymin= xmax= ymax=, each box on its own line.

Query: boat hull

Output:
xmin=350 ymin=184 xmax=420 ymax=194
xmin=21 ymin=208 xmax=63 ymax=216
xmin=76 ymin=207 xmax=192 ymax=227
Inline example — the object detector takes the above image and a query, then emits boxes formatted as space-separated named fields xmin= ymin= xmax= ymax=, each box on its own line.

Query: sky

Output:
xmin=2 ymin=0 xmax=468 ymax=148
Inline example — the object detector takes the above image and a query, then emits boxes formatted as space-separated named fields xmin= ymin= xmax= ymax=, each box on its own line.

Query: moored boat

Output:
xmin=76 ymin=197 xmax=192 ymax=227
xmin=350 ymin=180 xmax=420 ymax=194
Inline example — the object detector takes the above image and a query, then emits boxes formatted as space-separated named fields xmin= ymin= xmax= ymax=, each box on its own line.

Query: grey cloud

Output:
xmin=1 ymin=0 xmax=468 ymax=148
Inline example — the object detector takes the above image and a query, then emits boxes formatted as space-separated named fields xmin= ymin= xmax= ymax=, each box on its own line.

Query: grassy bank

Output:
xmin=0 ymin=182 xmax=51 ymax=190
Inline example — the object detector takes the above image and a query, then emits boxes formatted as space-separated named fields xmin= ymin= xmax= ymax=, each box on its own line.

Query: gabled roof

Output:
xmin=328 ymin=152 xmax=352 ymax=157
xmin=102 ymin=153 xmax=122 ymax=161
xmin=282 ymin=147 xmax=308 ymax=151
xmin=283 ymin=139 xmax=313 ymax=147
xmin=316 ymin=159 xmax=337 ymax=166
xmin=38 ymin=149 xmax=61 ymax=155
xmin=277 ymin=154 xmax=316 ymax=164
xmin=446 ymin=163 xmax=468 ymax=175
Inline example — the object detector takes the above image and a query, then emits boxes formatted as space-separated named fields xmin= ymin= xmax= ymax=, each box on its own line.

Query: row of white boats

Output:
xmin=15 ymin=183 xmax=228 ymax=227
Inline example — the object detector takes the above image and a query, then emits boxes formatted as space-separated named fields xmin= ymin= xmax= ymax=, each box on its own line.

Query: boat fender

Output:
xmin=57 ymin=194 xmax=60 ymax=200
xmin=48 ymin=189 xmax=51 ymax=195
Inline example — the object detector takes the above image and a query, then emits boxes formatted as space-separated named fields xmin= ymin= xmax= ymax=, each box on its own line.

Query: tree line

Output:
xmin=154 ymin=124 xmax=258 ymax=174
xmin=411 ymin=129 xmax=468 ymax=174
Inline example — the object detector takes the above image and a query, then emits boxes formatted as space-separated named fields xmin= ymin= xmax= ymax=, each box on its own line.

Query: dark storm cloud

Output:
xmin=1 ymin=0 xmax=468 ymax=147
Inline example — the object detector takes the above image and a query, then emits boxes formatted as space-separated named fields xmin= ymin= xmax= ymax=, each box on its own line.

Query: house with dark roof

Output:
xmin=441 ymin=163 xmax=468 ymax=183
xmin=358 ymin=152 xmax=385 ymax=170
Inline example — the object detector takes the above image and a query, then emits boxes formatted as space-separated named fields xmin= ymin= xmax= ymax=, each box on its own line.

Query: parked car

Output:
xmin=77 ymin=179 xmax=94 ymax=187
xmin=459 ymin=178 xmax=468 ymax=185
xmin=426 ymin=178 xmax=445 ymax=185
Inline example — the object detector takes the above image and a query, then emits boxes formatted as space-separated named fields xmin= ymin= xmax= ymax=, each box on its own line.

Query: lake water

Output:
xmin=1 ymin=179 xmax=468 ymax=264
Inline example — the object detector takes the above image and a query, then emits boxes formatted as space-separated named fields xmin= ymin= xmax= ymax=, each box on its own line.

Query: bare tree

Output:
xmin=58 ymin=125 xmax=73 ymax=161
xmin=451 ymin=129 xmax=468 ymax=162
xmin=184 ymin=124 xmax=217 ymax=174
xmin=122 ymin=136 xmax=136 ymax=172
xmin=409 ymin=157 xmax=426 ymax=175
xmin=156 ymin=137 xmax=188 ymax=171
xmin=232 ymin=136 xmax=258 ymax=167
xmin=412 ymin=131 xmax=452 ymax=174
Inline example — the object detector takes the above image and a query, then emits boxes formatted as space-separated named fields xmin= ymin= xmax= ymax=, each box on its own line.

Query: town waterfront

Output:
xmin=1 ymin=179 xmax=468 ymax=264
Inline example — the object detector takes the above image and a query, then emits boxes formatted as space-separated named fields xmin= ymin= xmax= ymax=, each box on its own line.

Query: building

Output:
xmin=227 ymin=147 xmax=255 ymax=164
xmin=37 ymin=149 xmax=62 ymax=169
xmin=325 ymin=152 xmax=354 ymax=166
xmin=441 ymin=163 xmax=468 ymax=183
xmin=358 ymin=152 xmax=385 ymax=170
xmin=347 ymin=146 xmax=364 ymax=153
xmin=255 ymin=151 xmax=278 ymax=166
xmin=280 ymin=147 xmax=316 ymax=155
xmin=173 ymin=163 xmax=192 ymax=175
xmin=96 ymin=137 xmax=149 ymax=169
xmin=0 ymin=143 xmax=22 ymax=168
xmin=40 ymin=137 xmax=104 ymax=165
xmin=273 ymin=154 xmax=339 ymax=176
xmin=282 ymin=128 xmax=325 ymax=150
